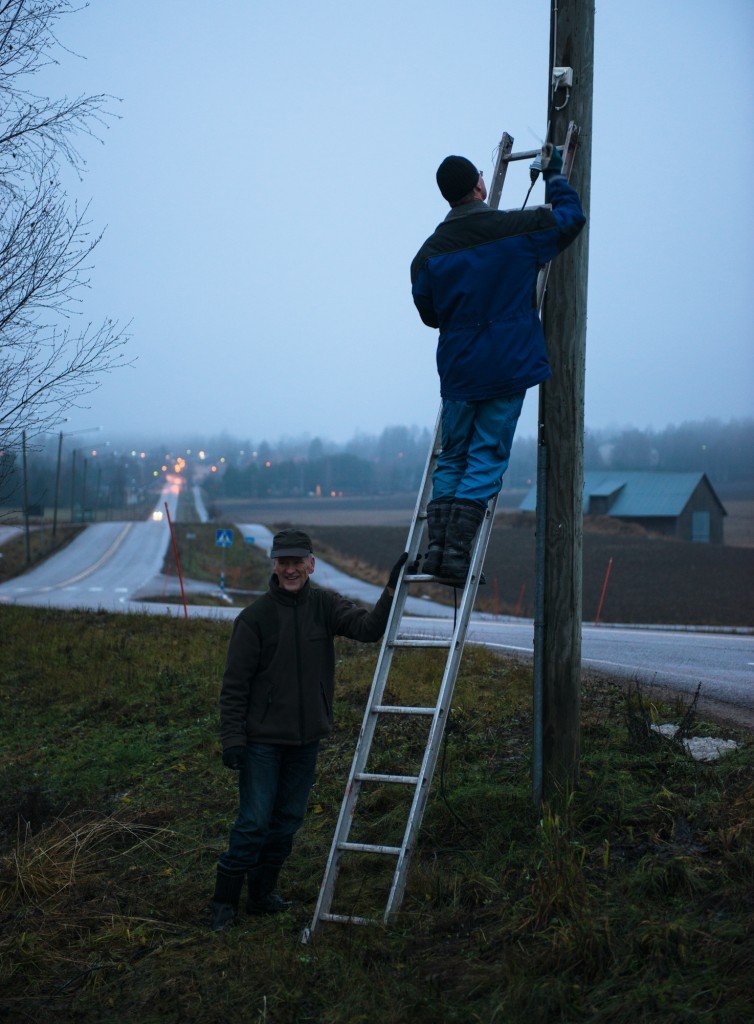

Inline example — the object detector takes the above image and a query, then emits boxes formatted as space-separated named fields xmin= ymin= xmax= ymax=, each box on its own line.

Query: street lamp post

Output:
xmin=57 ymin=427 xmax=100 ymax=527
xmin=69 ymin=448 xmax=77 ymax=524
xmin=81 ymin=456 xmax=88 ymax=520
xmin=52 ymin=430 xmax=64 ymax=539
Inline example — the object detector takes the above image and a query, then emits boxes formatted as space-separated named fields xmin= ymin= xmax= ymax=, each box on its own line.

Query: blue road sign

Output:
xmin=215 ymin=528 xmax=234 ymax=548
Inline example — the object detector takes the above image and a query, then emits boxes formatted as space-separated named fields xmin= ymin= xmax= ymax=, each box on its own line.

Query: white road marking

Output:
xmin=51 ymin=523 xmax=133 ymax=589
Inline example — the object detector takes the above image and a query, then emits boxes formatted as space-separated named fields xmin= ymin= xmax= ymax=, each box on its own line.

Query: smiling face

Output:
xmin=273 ymin=554 xmax=315 ymax=593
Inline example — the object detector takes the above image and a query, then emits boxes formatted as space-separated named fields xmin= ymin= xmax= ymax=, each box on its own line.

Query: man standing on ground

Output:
xmin=209 ymin=528 xmax=407 ymax=931
xmin=410 ymin=146 xmax=586 ymax=582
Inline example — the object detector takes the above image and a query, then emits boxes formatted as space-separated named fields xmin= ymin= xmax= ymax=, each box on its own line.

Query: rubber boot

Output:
xmin=209 ymin=868 xmax=244 ymax=932
xmin=440 ymin=500 xmax=486 ymax=584
xmin=422 ymin=498 xmax=453 ymax=576
xmin=246 ymin=863 xmax=292 ymax=916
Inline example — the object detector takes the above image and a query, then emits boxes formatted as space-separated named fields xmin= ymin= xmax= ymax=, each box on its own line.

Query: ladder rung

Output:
xmin=338 ymin=841 xmax=401 ymax=855
xmin=504 ymin=147 xmax=540 ymax=161
xmin=404 ymin=573 xmax=470 ymax=583
xmin=320 ymin=913 xmax=378 ymax=926
xmin=390 ymin=638 xmax=452 ymax=649
xmin=372 ymin=704 xmax=435 ymax=716
xmin=355 ymin=772 xmax=419 ymax=785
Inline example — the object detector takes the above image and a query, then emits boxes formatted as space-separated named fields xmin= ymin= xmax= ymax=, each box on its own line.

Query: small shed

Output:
xmin=519 ymin=471 xmax=727 ymax=543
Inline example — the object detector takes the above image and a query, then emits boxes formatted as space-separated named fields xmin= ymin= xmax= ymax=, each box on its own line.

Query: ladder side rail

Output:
xmin=306 ymin=562 xmax=413 ymax=934
xmin=488 ymin=132 xmax=514 ymax=211
xmin=305 ymin=411 xmax=443 ymax=937
xmin=385 ymin=498 xmax=499 ymax=917
xmin=410 ymin=406 xmax=443 ymax=533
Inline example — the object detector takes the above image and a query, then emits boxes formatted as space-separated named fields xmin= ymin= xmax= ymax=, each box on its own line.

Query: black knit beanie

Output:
xmin=436 ymin=155 xmax=479 ymax=203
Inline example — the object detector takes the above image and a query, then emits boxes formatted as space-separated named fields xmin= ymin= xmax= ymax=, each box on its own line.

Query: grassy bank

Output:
xmin=159 ymin=522 xmax=271 ymax=604
xmin=0 ymin=524 xmax=84 ymax=584
xmin=0 ymin=605 xmax=752 ymax=1023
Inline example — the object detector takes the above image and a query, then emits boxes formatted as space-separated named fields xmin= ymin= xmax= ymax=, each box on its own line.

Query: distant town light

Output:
xmin=199 ymin=450 xmax=206 ymax=460
xmin=220 ymin=457 xmax=226 ymax=464
xmin=264 ymin=460 xmax=271 ymax=468
xmin=211 ymin=465 xmax=217 ymax=472
xmin=161 ymin=465 xmax=167 ymax=472
xmin=91 ymin=449 xmax=97 ymax=457
xmin=131 ymin=450 xmax=137 ymax=457
xmin=152 ymin=470 xmax=159 ymax=477
xmin=151 ymin=510 xmax=164 ymax=522
xmin=139 ymin=452 xmax=146 ymax=459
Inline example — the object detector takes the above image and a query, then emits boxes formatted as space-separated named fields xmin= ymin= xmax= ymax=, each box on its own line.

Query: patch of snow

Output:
xmin=651 ymin=723 xmax=740 ymax=762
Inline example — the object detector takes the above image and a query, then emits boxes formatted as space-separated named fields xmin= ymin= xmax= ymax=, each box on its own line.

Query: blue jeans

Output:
xmin=218 ymin=740 xmax=319 ymax=875
xmin=432 ymin=392 xmax=525 ymax=505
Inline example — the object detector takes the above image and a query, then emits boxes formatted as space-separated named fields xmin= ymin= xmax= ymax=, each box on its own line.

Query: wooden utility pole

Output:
xmin=537 ymin=0 xmax=594 ymax=802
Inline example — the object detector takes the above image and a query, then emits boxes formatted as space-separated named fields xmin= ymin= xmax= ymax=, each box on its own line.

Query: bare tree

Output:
xmin=0 ymin=0 xmax=128 ymax=472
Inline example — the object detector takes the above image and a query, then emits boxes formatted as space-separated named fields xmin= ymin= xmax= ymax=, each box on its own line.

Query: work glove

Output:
xmin=529 ymin=143 xmax=563 ymax=181
xmin=387 ymin=552 xmax=409 ymax=591
xmin=222 ymin=745 xmax=246 ymax=771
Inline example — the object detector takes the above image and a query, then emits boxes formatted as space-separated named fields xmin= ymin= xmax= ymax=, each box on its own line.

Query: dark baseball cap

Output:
xmin=270 ymin=529 xmax=314 ymax=558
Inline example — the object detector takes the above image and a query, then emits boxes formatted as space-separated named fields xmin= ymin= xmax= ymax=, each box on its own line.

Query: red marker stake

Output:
xmin=594 ymin=557 xmax=613 ymax=626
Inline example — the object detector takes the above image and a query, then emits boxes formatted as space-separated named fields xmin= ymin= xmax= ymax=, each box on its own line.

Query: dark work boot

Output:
xmin=208 ymin=868 xmax=244 ymax=932
xmin=422 ymin=498 xmax=453 ymax=577
xmin=246 ymin=863 xmax=292 ymax=916
xmin=440 ymin=500 xmax=486 ymax=584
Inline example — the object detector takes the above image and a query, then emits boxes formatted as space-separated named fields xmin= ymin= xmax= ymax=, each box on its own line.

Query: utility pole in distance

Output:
xmin=536 ymin=0 xmax=594 ymax=802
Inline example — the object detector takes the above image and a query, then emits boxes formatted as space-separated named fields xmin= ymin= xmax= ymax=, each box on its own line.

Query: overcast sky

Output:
xmin=42 ymin=0 xmax=754 ymax=445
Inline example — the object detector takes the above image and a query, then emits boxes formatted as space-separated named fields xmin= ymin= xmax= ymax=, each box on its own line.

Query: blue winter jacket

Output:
xmin=410 ymin=176 xmax=586 ymax=402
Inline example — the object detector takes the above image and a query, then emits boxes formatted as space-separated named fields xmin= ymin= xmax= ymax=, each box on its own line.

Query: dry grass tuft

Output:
xmin=1 ymin=813 xmax=175 ymax=911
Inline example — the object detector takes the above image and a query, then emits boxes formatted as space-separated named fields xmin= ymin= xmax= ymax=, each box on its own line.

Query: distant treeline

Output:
xmin=3 ymin=418 xmax=752 ymax=512
xmin=203 ymin=418 xmax=754 ymax=500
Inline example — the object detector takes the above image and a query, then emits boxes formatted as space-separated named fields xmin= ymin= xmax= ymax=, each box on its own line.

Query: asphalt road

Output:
xmin=0 ymin=487 xmax=179 ymax=611
xmin=1 ymin=506 xmax=752 ymax=723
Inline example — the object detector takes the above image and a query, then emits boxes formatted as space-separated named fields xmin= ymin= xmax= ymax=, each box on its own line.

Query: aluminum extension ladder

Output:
xmin=302 ymin=124 xmax=580 ymax=943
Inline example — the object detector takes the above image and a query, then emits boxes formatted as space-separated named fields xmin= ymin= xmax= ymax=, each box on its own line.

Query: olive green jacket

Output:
xmin=220 ymin=576 xmax=392 ymax=748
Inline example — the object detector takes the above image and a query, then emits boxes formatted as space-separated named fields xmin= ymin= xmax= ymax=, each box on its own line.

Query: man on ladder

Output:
xmin=410 ymin=146 xmax=585 ymax=583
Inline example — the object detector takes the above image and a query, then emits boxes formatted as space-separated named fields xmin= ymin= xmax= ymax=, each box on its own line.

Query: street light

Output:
xmin=53 ymin=426 xmax=101 ymax=535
